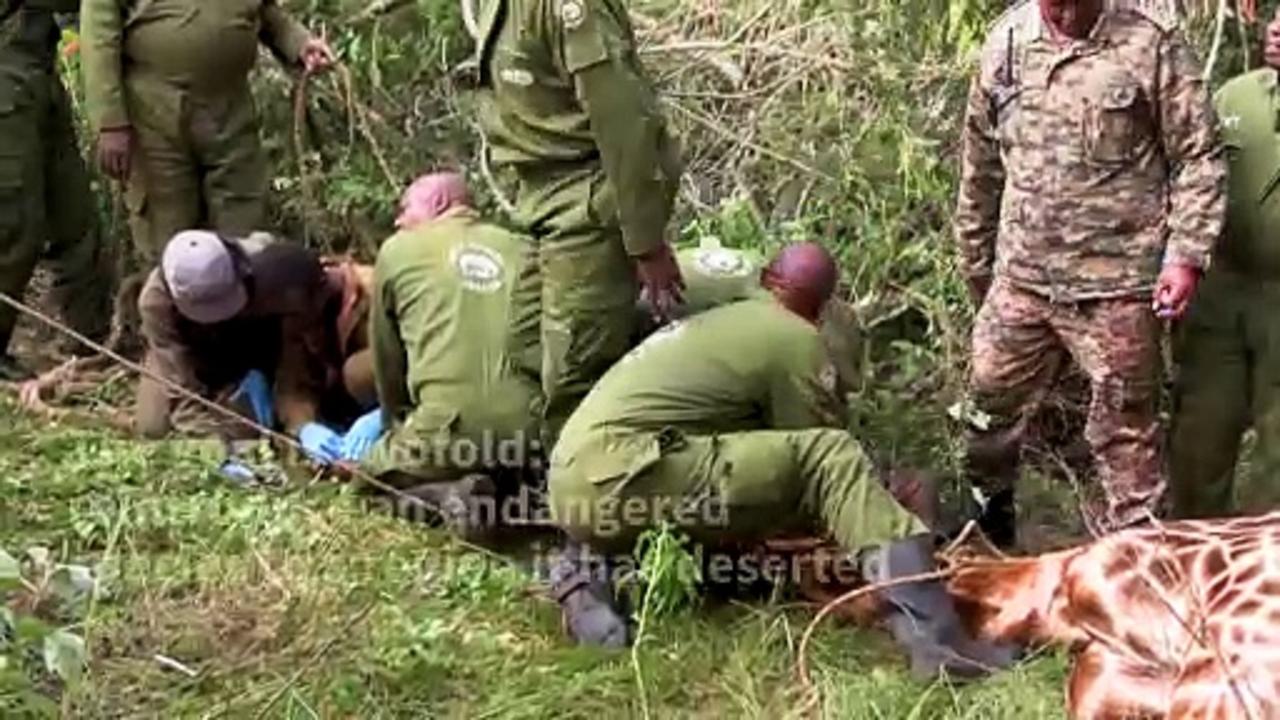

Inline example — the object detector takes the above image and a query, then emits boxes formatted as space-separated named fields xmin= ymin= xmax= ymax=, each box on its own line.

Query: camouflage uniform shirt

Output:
xmin=955 ymin=1 xmax=1226 ymax=302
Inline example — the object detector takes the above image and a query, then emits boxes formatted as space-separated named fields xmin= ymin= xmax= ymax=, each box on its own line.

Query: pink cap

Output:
xmin=161 ymin=230 xmax=249 ymax=324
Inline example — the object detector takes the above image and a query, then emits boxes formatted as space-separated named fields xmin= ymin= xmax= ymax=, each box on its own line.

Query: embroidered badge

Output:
xmin=693 ymin=247 xmax=754 ymax=278
xmin=451 ymin=244 xmax=506 ymax=293
xmin=819 ymin=361 xmax=839 ymax=395
xmin=498 ymin=67 xmax=534 ymax=87
xmin=560 ymin=0 xmax=585 ymax=29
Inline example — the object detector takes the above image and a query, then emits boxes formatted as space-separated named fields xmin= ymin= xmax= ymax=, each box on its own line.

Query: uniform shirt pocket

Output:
xmin=1084 ymin=80 xmax=1146 ymax=166
xmin=991 ymin=83 xmax=1024 ymax=147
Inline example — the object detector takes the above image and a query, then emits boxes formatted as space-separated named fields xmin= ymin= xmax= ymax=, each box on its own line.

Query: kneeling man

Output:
xmin=547 ymin=242 xmax=1016 ymax=680
xmin=137 ymin=230 xmax=369 ymax=462
xmin=343 ymin=173 xmax=542 ymax=534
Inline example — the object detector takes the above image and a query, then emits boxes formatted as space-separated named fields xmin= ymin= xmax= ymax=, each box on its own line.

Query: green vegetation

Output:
xmin=6 ymin=0 xmax=1277 ymax=716
xmin=0 ymin=397 xmax=1071 ymax=717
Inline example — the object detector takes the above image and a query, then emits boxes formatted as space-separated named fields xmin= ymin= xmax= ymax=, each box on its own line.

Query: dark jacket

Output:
xmin=135 ymin=234 xmax=333 ymax=438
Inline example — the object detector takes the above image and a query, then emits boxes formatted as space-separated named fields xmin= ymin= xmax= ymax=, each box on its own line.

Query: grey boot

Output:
xmin=401 ymin=474 xmax=499 ymax=542
xmin=861 ymin=534 xmax=1020 ymax=682
xmin=548 ymin=541 xmax=630 ymax=649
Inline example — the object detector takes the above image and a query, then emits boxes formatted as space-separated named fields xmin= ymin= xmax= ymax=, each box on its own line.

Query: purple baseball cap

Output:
xmin=161 ymin=230 xmax=249 ymax=324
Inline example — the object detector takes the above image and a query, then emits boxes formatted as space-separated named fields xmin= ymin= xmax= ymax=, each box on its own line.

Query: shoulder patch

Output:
xmin=498 ymin=67 xmax=535 ymax=87
xmin=450 ymin=244 xmax=506 ymax=293
xmin=559 ymin=0 xmax=586 ymax=29
xmin=692 ymin=247 xmax=756 ymax=278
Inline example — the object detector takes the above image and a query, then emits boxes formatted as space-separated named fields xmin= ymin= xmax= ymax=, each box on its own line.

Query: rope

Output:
xmin=0 ymin=290 xmax=556 ymax=548
xmin=793 ymin=569 xmax=954 ymax=718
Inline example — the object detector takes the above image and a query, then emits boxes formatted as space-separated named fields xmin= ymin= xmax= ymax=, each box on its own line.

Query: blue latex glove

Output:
xmin=230 ymin=370 xmax=275 ymax=427
xmin=339 ymin=408 xmax=385 ymax=461
xmin=298 ymin=422 xmax=342 ymax=465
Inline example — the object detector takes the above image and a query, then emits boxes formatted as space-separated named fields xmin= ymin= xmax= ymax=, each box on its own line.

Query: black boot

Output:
xmin=975 ymin=488 xmax=1017 ymax=550
xmin=548 ymin=541 xmax=630 ymax=649
xmin=401 ymin=474 xmax=499 ymax=543
xmin=0 ymin=354 xmax=33 ymax=382
xmin=861 ymin=534 xmax=1020 ymax=682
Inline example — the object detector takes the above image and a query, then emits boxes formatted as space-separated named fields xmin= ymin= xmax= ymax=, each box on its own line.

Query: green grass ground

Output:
xmin=0 ymin=394 xmax=1071 ymax=718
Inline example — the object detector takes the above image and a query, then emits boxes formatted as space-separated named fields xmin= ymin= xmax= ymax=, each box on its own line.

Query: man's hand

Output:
xmin=298 ymin=421 xmax=342 ymax=465
xmin=300 ymin=36 xmax=335 ymax=73
xmin=97 ymin=127 xmax=133 ymax=181
xmin=635 ymin=242 xmax=685 ymax=323
xmin=1152 ymin=263 xmax=1201 ymax=321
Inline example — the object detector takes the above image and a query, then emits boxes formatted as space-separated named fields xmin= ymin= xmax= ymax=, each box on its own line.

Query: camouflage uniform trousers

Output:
xmin=965 ymin=278 xmax=1166 ymax=530
xmin=0 ymin=66 xmax=111 ymax=353
xmin=1169 ymin=268 xmax=1280 ymax=518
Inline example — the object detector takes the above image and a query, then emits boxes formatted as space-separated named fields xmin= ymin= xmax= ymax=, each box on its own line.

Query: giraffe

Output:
xmin=943 ymin=513 xmax=1280 ymax=719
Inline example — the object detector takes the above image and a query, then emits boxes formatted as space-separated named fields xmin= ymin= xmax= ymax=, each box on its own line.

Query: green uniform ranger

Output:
xmin=363 ymin=207 xmax=541 ymax=485
xmin=633 ymin=237 xmax=762 ymax=337
xmin=548 ymin=296 xmax=924 ymax=554
xmin=1170 ymin=68 xmax=1280 ymax=517
xmin=475 ymin=0 xmax=683 ymax=446
xmin=642 ymin=239 xmax=866 ymax=398
xmin=79 ymin=0 xmax=323 ymax=262
xmin=0 ymin=1 xmax=111 ymax=378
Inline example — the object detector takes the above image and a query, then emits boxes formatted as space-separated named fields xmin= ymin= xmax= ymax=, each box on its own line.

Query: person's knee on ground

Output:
xmin=341 ymin=349 xmax=378 ymax=410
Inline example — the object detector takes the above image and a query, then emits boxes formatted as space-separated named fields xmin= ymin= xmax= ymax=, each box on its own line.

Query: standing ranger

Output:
xmin=474 ymin=0 xmax=686 ymax=447
xmin=1170 ymin=8 xmax=1280 ymax=518
xmin=0 ymin=0 xmax=112 ymax=380
xmin=955 ymin=0 xmax=1225 ymax=546
xmin=80 ymin=0 xmax=334 ymax=263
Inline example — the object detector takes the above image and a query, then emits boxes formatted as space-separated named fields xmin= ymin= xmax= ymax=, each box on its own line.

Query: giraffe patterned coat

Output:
xmin=947 ymin=514 xmax=1280 ymax=719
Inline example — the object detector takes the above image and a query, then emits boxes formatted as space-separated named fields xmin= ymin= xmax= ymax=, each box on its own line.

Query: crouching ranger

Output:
xmin=638 ymin=238 xmax=866 ymax=402
xmin=136 ymin=230 xmax=371 ymax=463
xmin=545 ymin=242 xmax=1018 ymax=680
xmin=341 ymin=173 xmax=542 ymax=535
